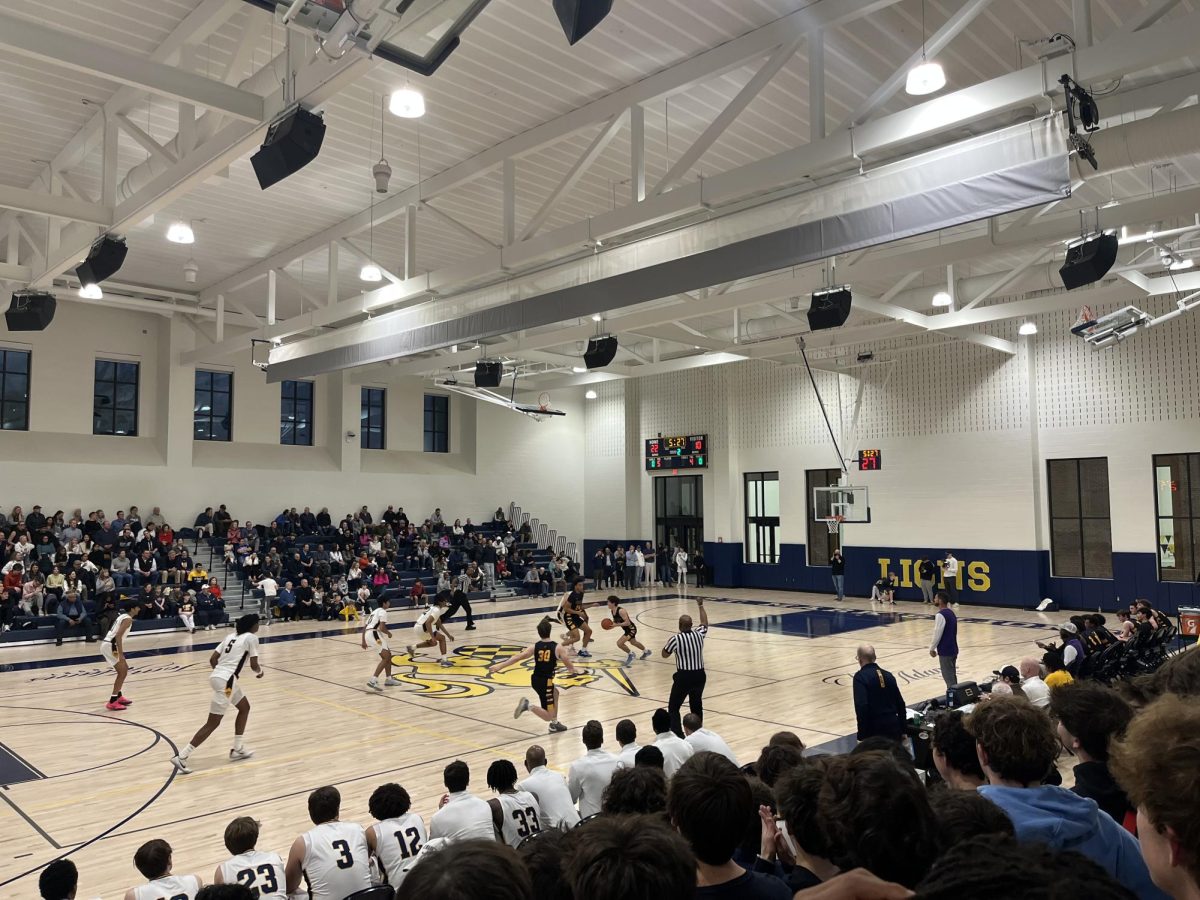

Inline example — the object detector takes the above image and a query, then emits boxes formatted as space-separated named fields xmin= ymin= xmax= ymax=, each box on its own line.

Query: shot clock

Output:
xmin=646 ymin=434 xmax=708 ymax=470
xmin=858 ymin=449 xmax=882 ymax=470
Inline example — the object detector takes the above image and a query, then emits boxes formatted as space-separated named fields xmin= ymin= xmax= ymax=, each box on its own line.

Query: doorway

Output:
xmin=654 ymin=475 xmax=704 ymax=554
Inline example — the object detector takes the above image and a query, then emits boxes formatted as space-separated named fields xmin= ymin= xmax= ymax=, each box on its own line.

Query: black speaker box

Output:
xmin=251 ymin=108 xmax=327 ymax=190
xmin=1059 ymin=233 xmax=1118 ymax=290
xmin=807 ymin=288 xmax=852 ymax=331
xmin=475 ymin=360 xmax=503 ymax=388
xmin=76 ymin=236 xmax=127 ymax=287
xmin=6 ymin=292 xmax=57 ymax=331
xmin=553 ymin=0 xmax=614 ymax=44
xmin=948 ymin=681 xmax=980 ymax=708
xmin=584 ymin=335 xmax=618 ymax=369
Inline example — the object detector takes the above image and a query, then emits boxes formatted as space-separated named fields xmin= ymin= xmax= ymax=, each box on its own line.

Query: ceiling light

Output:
xmin=389 ymin=88 xmax=426 ymax=119
xmin=591 ymin=314 xmax=603 ymax=322
xmin=584 ymin=389 xmax=598 ymax=399
xmin=906 ymin=60 xmax=946 ymax=96
xmin=932 ymin=291 xmax=953 ymax=307
xmin=1019 ymin=321 xmax=1038 ymax=336
xmin=1171 ymin=258 xmax=1195 ymax=271
xmin=359 ymin=264 xmax=383 ymax=283
xmin=78 ymin=283 xmax=103 ymax=300
xmin=166 ymin=221 xmax=194 ymax=244
xmin=572 ymin=366 xmax=587 ymax=374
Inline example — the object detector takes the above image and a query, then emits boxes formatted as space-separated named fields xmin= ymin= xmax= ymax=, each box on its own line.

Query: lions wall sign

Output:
xmin=388 ymin=644 xmax=641 ymax=698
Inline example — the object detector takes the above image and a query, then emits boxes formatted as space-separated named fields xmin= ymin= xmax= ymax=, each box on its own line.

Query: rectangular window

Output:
xmin=194 ymin=370 xmax=233 ymax=442
xmin=361 ymin=387 xmax=386 ymax=450
xmin=1153 ymin=453 xmax=1200 ymax=582
xmin=0 ymin=348 xmax=30 ymax=431
xmin=805 ymin=468 xmax=842 ymax=565
xmin=1047 ymin=457 xmax=1113 ymax=578
xmin=745 ymin=472 xmax=780 ymax=564
xmin=93 ymin=359 xmax=139 ymax=436
xmin=280 ymin=380 xmax=314 ymax=446
xmin=423 ymin=393 xmax=449 ymax=453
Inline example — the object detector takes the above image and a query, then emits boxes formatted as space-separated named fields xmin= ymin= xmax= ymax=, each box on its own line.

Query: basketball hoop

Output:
xmin=1072 ymin=304 xmax=1097 ymax=335
xmin=823 ymin=515 xmax=844 ymax=534
xmin=538 ymin=391 xmax=551 ymax=412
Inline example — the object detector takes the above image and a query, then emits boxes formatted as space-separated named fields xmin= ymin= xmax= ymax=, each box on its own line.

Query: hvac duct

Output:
xmin=1072 ymin=105 xmax=1200 ymax=183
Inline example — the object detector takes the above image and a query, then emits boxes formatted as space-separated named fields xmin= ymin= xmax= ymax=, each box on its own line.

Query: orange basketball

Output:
xmin=601 ymin=617 xmax=615 ymax=630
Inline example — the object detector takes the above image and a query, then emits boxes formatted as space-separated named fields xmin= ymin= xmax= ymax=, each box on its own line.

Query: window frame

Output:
xmin=0 ymin=348 xmax=31 ymax=431
xmin=423 ymin=393 xmax=449 ymax=453
xmin=93 ymin=358 xmax=140 ymax=437
xmin=744 ymin=472 xmax=781 ymax=564
xmin=360 ymin=386 xmax=386 ymax=450
xmin=193 ymin=369 xmax=233 ymax=442
xmin=280 ymin=380 xmax=314 ymax=446
xmin=1046 ymin=457 xmax=1113 ymax=579
xmin=1152 ymin=452 xmax=1200 ymax=583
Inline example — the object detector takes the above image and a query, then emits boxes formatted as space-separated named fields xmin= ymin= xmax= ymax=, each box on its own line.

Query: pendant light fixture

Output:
xmin=361 ymin=97 xmax=384 ymax=283
xmin=906 ymin=0 xmax=946 ymax=96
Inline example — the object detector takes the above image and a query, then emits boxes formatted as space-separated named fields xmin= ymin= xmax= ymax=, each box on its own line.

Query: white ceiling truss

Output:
xmin=2 ymin=0 xmax=1200 ymax=389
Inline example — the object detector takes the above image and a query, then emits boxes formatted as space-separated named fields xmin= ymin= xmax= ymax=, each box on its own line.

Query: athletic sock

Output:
xmin=109 ymin=694 xmax=119 ymax=702
xmin=179 ymin=743 xmax=196 ymax=760
xmin=233 ymin=734 xmax=245 ymax=752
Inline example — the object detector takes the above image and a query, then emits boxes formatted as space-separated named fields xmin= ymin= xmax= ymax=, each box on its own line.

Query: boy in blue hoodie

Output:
xmin=968 ymin=696 xmax=1168 ymax=900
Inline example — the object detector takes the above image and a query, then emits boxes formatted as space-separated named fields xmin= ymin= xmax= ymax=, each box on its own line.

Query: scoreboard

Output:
xmin=858 ymin=448 xmax=882 ymax=470
xmin=646 ymin=434 xmax=708 ymax=470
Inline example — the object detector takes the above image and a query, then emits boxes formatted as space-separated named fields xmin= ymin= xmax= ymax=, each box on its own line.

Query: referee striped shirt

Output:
xmin=664 ymin=625 xmax=708 ymax=671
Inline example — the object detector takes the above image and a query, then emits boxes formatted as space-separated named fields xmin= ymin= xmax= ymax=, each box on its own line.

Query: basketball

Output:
xmin=601 ymin=617 xmax=615 ymax=630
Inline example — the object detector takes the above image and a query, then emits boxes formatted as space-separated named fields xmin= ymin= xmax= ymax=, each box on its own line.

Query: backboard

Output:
xmin=813 ymin=485 xmax=870 ymax=523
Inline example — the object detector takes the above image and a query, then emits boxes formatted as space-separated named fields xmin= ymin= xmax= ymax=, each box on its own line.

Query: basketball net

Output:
xmin=1074 ymin=304 xmax=1096 ymax=333
xmin=538 ymin=391 xmax=551 ymax=412
xmin=824 ymin=514 xmax=844 ymax=534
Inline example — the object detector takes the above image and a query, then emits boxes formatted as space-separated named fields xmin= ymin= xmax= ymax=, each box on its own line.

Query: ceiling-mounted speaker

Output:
xmin=6 ymin=292 xmax=57 ymax=332
xmin=553 ymin=0 xmax=614 ymax=44
xmin=1059 ymin=233 xmax=1119 ymax=290
xmin=474 ymin=359 xmax=503 ymax=388
xmin=75 ymin=235 xmax=127 ymax=287
xmin=584 ymin=335 xmax=618 ymax=369
xmin=807 ymin=288 xmax=852 ymax=331
xmin=251 ymin=107 xmax=326 ymax=190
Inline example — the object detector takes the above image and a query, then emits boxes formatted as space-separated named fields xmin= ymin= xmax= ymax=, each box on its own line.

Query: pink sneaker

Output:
xmin=115 ymin=696 xmax=132 ymax=706
xmin=105 ymin=700 xmax=127 ymax=711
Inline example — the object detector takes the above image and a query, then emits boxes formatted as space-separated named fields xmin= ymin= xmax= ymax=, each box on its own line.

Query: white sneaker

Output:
xmin=514 ymin=697 xmax=530 ymax=719
xmin=438 ymin=658 xmax=453 ymax=668
xmin=367 ymin=679 xmax=382 ymax=691
xmin=170 ymin=755 xmax=193 ymax=774
xmin=405 ymin=644 xmax=416 ymax=658
xmin=229 ymin=747 xmax=255 ymax=761
xmin=384 ymin=677 xmax=401 ymax=686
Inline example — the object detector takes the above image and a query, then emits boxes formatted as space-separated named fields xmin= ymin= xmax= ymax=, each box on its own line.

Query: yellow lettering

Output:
xmin=899 ymin=559 xmax=913 ymax=588
xmin=878 ymin=558 xmax=891 ymax=579
xmin=968 ymin=561 xmax=991 ymax=592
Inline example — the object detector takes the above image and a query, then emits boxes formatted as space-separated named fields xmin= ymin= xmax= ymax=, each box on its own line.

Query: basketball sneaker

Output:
xmin=229 ymin=747 xmax=255 ymax=761
xmin=640 ymin=649 xmax=653 ymax=660
xmin=578 ymin=649 xmax=592 ymax=658
xmin=367 ymin=678 xmax=382 ymax=691
xmin=384 ymin=677 xmax=401 ymax=686
xmin=116 ymin=695 xmax=133 ymax=706
xmin=170 ymin=755 xmax=193 ymax=774
xmin=514 ymin=697 xmax=530 ymax=719
xmin=105 ymin=700 xmax=126 ymax=711
xmin=623 ymin=652 xmax=635 ymax=668
xmin=439 ymin=658 xmax=453 ymax=668
xmin=548 ymin=721 xmax=568 ymax=733
xmin=405 ymin=644 xmax=416 ymax=658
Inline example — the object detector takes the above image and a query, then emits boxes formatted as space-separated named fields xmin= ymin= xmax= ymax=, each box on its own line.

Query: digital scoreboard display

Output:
xmin=646 ymin=434 xmax=708 ymax=470
xmin=858 ymin=448 xmax=882 ymax=471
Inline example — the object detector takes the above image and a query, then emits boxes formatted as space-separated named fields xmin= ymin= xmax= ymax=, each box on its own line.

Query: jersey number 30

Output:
xmin=235 ymin=864 xmax=279 ymax=897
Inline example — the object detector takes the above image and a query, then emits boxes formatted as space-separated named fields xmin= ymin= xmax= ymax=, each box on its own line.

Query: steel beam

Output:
xmin=115 ymin=114 xmax=179 ymax=168
xmin=421 ymin=201 xmax=499 ymax=250
xmin=0 ymin=183 xmax=110 ymax=226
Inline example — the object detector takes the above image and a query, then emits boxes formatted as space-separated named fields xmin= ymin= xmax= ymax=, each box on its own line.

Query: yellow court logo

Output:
xmin=388 ymin=644 xmax=641 ymax=699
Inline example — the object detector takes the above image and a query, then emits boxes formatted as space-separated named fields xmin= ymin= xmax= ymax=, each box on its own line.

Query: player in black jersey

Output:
xmin=555 ymin=580 xmax=595 ymax=658
xmin=606 ymin=595 xmax=652 ymax=668
xmin=488 ymin=617 xmax=578 ymax=734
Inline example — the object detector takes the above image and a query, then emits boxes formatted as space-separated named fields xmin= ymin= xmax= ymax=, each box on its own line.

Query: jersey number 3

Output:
xmin=331 ymin=838 xmax=354 ymax=869
xmin=235 ymin=864 xmax=279 ymax=897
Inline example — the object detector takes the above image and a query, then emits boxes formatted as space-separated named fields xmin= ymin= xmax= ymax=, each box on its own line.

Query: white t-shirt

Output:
xmin=1022 ymin=676 xmax=1051 ymax=709
xmin=615 ymin=742 xmax=641 ymax=769
xmin=301 ymin=821 xmax=372 ymax=900
xmin=212 ymin=632 xmax=260 ymax=681
xmin=943 ymin=556 xmax=959 ymax=577
xmin=130 ymin=874 xmax=202 ymax=900
xmin=496 ymin=790 xmax=542 ymax=847
xmin=654 ymin=732 xmax=696 ymax=778
xmin=258 ymin=577 xmax=278 ymax=598
xmin=685 ymin=728 xmax=739 ymax=765
xmin=218 ymin=850 xmax=286 ymax=900
xmin=371 ymin=814 xmax=427 ymax=886
xmin=429 ymin=792 xmax=496 ymax=843
xmin=518 ymin=766 xmax=581 ymax=830
xmin=568 ymin=749 xmax=620 ymax=819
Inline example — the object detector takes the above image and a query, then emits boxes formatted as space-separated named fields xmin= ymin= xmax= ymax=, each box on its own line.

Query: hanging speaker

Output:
xmin=1059 ymin=233 xmax=1118 ymax=290
xmin=474 ymin=360 xmax=503 ymax=388
xmin=6 ymin=292 xmax=57 ymax=332
xmin=251 ymin=107 xmax=326 ymax=190
xmin=75 ymin=235 xmax=127 ymax=287
xmin=584 ymin=335 xmax=618 ymax=369
xmin=553 ymin=0 xmax=614 ymax=44
xmin=807 ymin=288 xmax=852 ymax=331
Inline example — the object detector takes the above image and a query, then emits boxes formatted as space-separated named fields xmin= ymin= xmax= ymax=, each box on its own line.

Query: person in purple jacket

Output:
xmin=929 ymin=590 xmax=959 ymax=689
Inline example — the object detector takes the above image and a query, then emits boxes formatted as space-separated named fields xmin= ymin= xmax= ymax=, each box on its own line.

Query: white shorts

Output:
xmin=370 ymin=632 xmax=390 ymax=652
xmin=209 ymin=673 xmax=245 ymax=716
xmin=101 ymin=643 xmax=120 ymax=668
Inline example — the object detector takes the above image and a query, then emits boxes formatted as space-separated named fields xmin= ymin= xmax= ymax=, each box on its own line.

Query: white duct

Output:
xmin=1073 ymin=105 xmax=1200 ymax=183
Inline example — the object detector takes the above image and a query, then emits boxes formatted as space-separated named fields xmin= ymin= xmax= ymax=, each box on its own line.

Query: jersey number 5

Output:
xmin=331 ymin=838 xmax=354 ymax=869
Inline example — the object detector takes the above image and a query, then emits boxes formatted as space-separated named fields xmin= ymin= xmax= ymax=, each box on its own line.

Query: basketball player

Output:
xmin=102 ymin=599 xmax=142 ymax=711
xmin=366 ymin=782 xmax=427 ymax=887
xmin=362 ymin=597 xmax=399 ymax=691
xmin=124 ymin=839 xmax=202 ymax=900
xmin=486 ymin=758 xmax=543 ymax=847
xmin=170 ymin=613 xmax=263 ymax=774
xmin=214 ymin=816 xmax=286 ymax=900
xmin=285 ymin=786 xmax=372 ymax=900
xmin=488 ymin=617 xmax=578 ymax=734
xmin=406 ymin=593 xmax=454 ymax=668
xmin=606 ymin=595 xmax=652 ymax=667
xmin=556 ymin=579 xmax=594 ymax=658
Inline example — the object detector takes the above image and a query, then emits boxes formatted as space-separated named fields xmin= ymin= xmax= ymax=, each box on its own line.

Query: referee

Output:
xmin=662 ymin=597 xmax=709 ymax=737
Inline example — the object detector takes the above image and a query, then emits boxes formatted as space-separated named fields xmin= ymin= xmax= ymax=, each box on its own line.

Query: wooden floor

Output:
xmin=0 ymin=587 xmax=1061 ymax=899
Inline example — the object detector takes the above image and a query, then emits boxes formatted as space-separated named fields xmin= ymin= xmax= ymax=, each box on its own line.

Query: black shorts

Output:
xmin=566 ymin=613 xmax=585 ymax=630
xmin=621 ymin=623 xmax=638 ymax=640
xmin=531 ymin=675 xmax=555 ymax=710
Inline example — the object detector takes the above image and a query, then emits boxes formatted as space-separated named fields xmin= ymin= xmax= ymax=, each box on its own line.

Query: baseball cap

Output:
xmin=1061 ymin=622 xmax=1078 ymax=634
xmin=997 ymin=665 xmax=1020 ymax=681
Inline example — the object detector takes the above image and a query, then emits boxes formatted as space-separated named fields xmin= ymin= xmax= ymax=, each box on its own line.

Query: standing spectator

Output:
xmin=519 ymin=745 xmax=580 ymax=830
xmin=673 ymin=546 xmax=689 ymax=588
xmin=644 ymin=543 xmax=657 ymax=586
xmin=693 ymin=549 xmax=707 ymax=588
xmin=630 ymin=545 xmax=643 ymax=591
xmin=662 ymin=597 xmax=709 ymax=737
xmin=917 ymin=555 xmax=937 ymax=604
xmin=929 ymin=590 xmax=959 ymax=690
xmin=852 ymin=645 xmax=906 ymax=742
xmin=1049 ymin=682 xmax=1135 ymax=827
xmin=592 ymin=549 xmax=606 ymax=591
xmin=940 ymin=550 xmax=960 ymax=605
xmin=830 ymin=549 xmax=845 ymax=601
xmin=1058 ymin=623 xmax=1087 ymax=677
xmin=254 ymin=573 xmax=278 ymax=623
xmin=568 ymin=720 xmax=619 ymax=819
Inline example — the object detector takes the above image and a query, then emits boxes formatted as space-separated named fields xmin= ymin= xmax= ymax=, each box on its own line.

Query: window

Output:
xmin=1152 ymin=453 xmax=1200 ymax=582
xmin=805 ymin=468 xmax=842 ymax=565
xmin=745 ymin=472 xmax=780 ymax=564
xmin=361 ymin=387 xmax=386 ymax=449
xmin=1047 ymin=457 xmax=1112 ymax=578
xmin=280 ymin=380 xmax=314 ymax=446
xmin=93 ymin=359 xmax=139 ymax=436
xmin=0 ymin=348 xmax=30 ymax=431
xmin=194 ymin=370 xmax=233 ymax=441
xmin=423 ymin=394 xmax=448 ymax=453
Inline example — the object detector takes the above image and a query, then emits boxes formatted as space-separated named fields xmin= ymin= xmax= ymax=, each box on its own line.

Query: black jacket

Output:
xmin=852 ymin=662 xmax=906 ymax=740
xmin=1072 ymin=760 xmax=1133 ymax=825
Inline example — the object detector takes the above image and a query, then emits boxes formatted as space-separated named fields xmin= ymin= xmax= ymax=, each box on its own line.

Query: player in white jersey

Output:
xmin=286 ymin=786 xmax=372 ymax=900
xmin=486 ymin=758 xmax=543 ymax=848
xmin=406 ymin=593 xmax=453 ymax=668
xmin=214 ymin=816 xmax=286 ymax=899
xmin=362 ymin=597 xmax=399 ymax=691
xmin=170 ymin=614 xmax=263 ymax=774
xmin=366 ymin=782 xmax=428 ymax=887
xmin=124 ymin=838 xmax=202 ymax=900
xmin=102 ymin=599 xmax=142 ymax=711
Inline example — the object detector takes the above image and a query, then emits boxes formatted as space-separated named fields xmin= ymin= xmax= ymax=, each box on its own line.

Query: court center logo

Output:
xmin=388 ymin=644 xmax=641 ymax=698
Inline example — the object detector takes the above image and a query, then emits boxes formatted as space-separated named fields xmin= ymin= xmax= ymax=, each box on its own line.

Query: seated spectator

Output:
xmin=398 ymin=839 xmax=532 ymax=900
xmin=568 ymin=720 xmax=619 ymax=819
xmin=931 ymin=710 xmax=986 ymax=790
xmin=126 ymin=838 xmax=203 ymax=900
xmin=682 ymin=713 xmax=738 ymax=765
xmin=284 ymin=786 xmax=371 ymax=900
xmin=614 ymin=718 xmax=641 ymax=768
xmin=486 ymin=759 xmax=544 ymax=848
xmin=145 ymin=591 xmax=176 ymax=620
xmin=39 ymin=858 xmax=78 ymax=900
xmin=519 ymin=745 xmax=580 ymax=830
xmin=1120 ymin=644 xmax=1200 ymax=707
xmin=565 ymin=814 xmax=696 ymax=900
xmin=366 ymin=782 xmax=428 ymax=887
xmin=1111 ymin=694 xmax=1200 ymax=900
xmin=927 ymin=789 xmax=1015 ymax=849
xmin=667 ymin=752 xmax=790 ymax=898
xmin=213 ymin=816 xmax=285 ymax=896
xmin=276 ymin=582 xmax=296 ymax=621
xmin=651 ymin=708 xmax=694 ymax=778
xmin=430 ymin=760 xmax=497 ymax=843
xmin=871 ymin=570 xmax=898 ymax=604
xmin=1017 ymin=657 xmax=1050 ymax=708
xmin=753 ymin=741 xmax=804 ymax=788
xmin=969 ymin=696 xmax=1165 ymax=898
xmin=602 ymin=765 xmax=668 ymax=816
xmin=775 ymin=759 xmax=839 ymax=889
xmin=1049 ymin=681 xmax=1135 ymax=828
xmin=524 ymin=566 xmax=548 ymax=596
xmin=53 ymin=591 xmax=92 ymax=646
xmin=196 ymin=588 xmax=224 ymax=631
xmin=410 ymin=578 xmax=426 ymax=608
xmin=178 ymin=592 xmax=196 ymax=634
xmin=1042 ymin=651 xmax=1074 ymax=690
xmin=517 ymin=829 xmax=572 ymax=900
xmin=196 ymin=885 xmax=253 ymax=899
